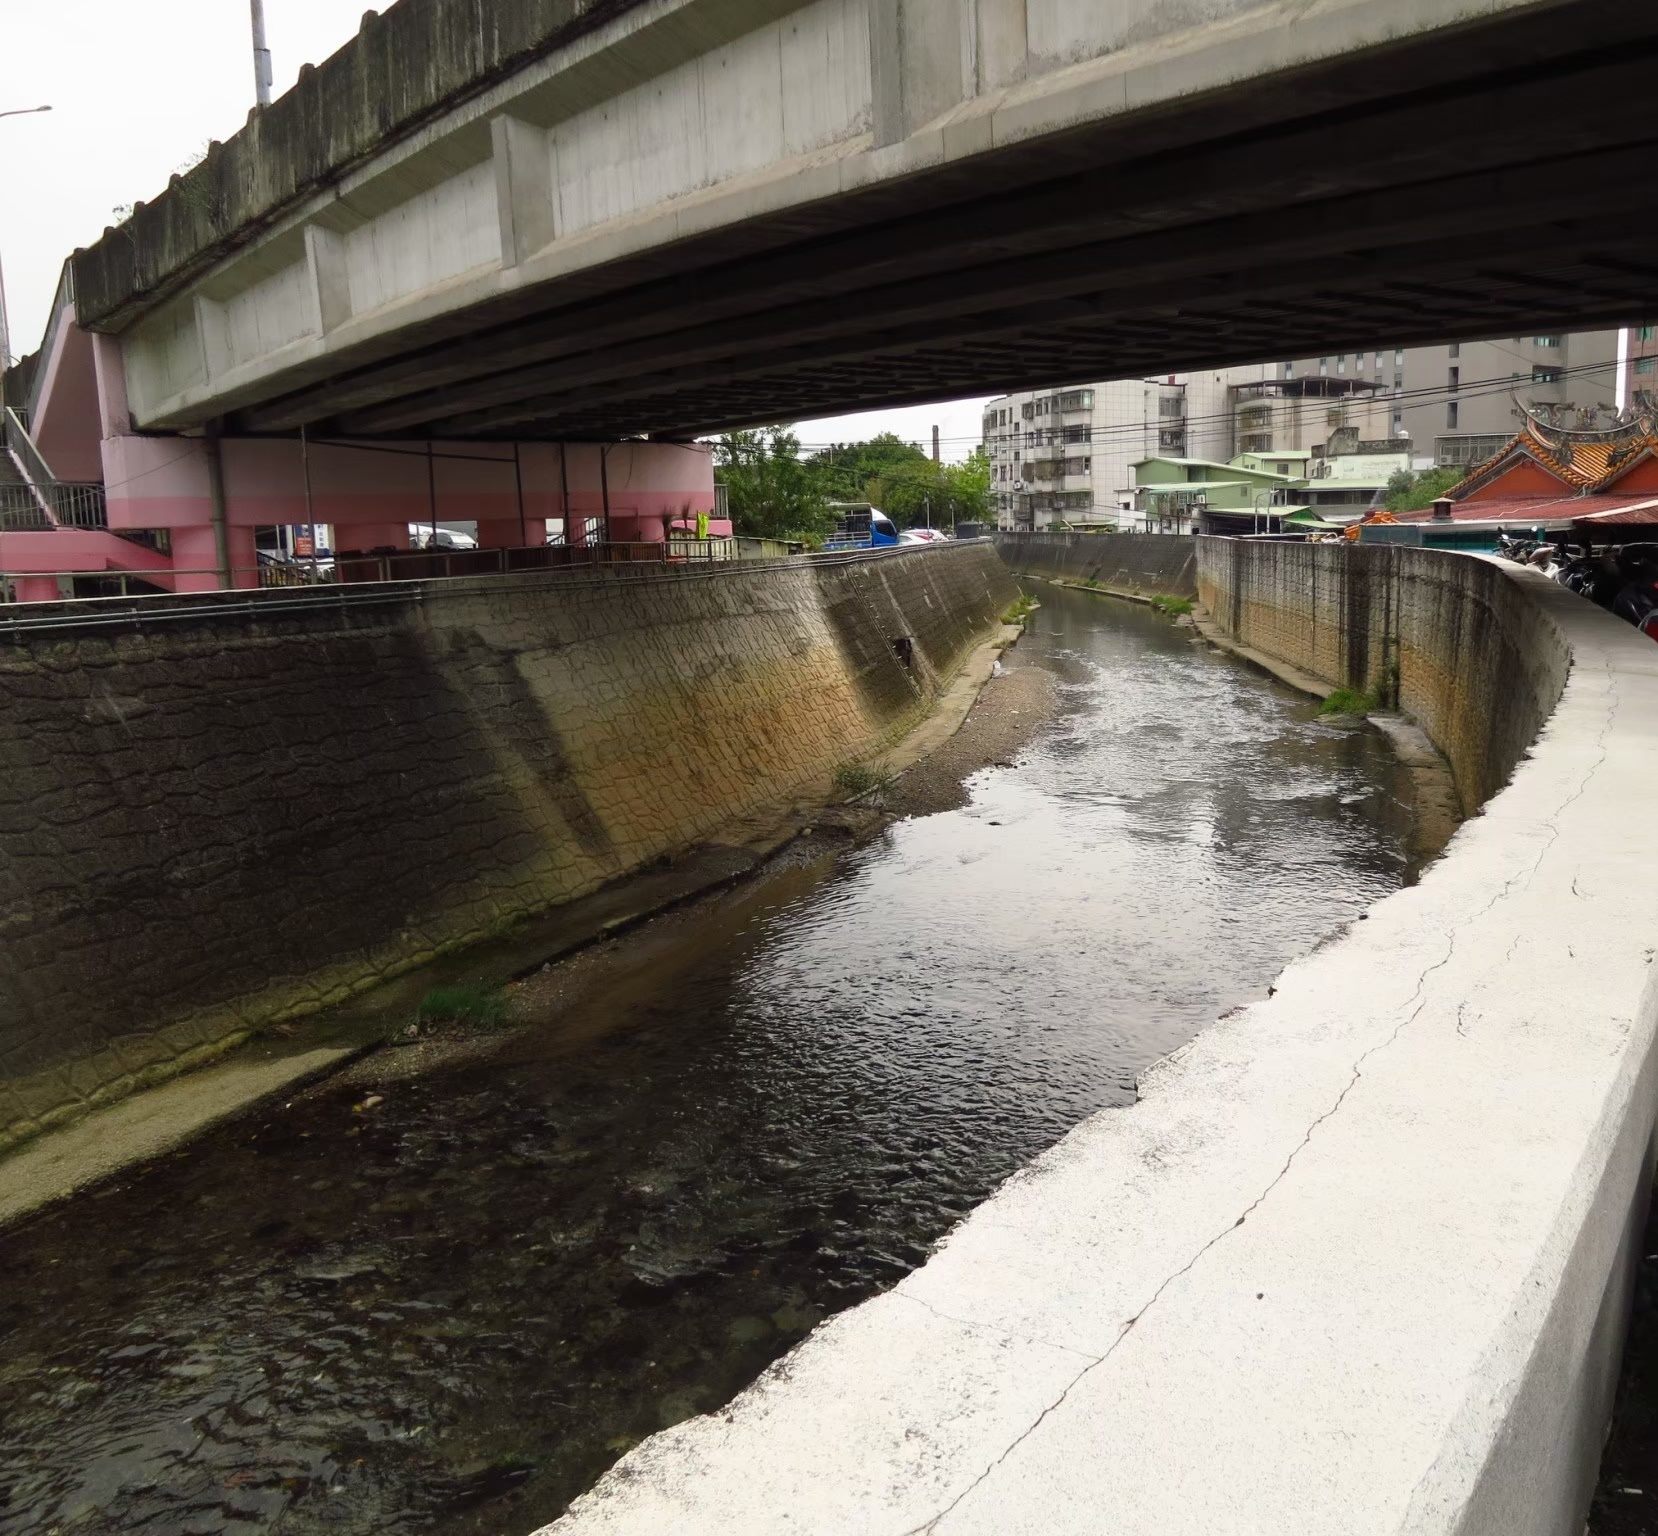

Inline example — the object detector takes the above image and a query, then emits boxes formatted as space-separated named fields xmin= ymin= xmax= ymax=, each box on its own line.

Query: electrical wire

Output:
xmin=777 ymin=355 xmax=1626 ymax=453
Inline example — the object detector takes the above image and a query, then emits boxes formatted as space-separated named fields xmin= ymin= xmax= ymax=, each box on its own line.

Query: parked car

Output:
xmin=408 ymin=524 xmax=479 ymax=551
xmin=899 ymin=527 xmax=950 ymax=545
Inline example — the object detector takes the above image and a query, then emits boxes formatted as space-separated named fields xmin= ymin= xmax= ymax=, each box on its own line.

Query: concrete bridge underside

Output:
xmin=73 ymin=0 xmax=1658 ymax=443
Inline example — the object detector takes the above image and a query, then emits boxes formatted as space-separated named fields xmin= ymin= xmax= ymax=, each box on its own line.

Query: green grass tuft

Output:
xmin=1149 ymin=594 xmax=1194 ymax=616
xmin=1000 ymin=593 xmax=1037 ymax=625
xmin=1318 ymin=686 xmax=1378 ymax=717
xmin=416 ymin=984 xmax=508 ymax=1029
xmin=833 ymin=761 xmax=887 ymax=798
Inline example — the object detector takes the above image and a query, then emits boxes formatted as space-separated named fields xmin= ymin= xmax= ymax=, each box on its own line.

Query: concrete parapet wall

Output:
xmin=1196 ymin=538 xmax=1570 ymax=811
xmin=994 ymin=531 xmax=1197 ymax=597
xmin=549 ymin=542 xmax=1658 ymax=1536
xmin=0 ymin=544 xmax=1014 ymax=1149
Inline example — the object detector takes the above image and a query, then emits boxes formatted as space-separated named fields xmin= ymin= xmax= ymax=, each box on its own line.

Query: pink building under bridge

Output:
xmin=0 ymin=283 xmax=726 ymax=604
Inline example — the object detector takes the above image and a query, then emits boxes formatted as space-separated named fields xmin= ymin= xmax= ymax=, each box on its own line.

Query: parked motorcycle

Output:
xmin=1608 ymin=544 xmax=1658 ymax=641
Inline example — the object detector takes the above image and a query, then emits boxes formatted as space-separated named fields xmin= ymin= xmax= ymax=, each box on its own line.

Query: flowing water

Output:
xmin=0 ymin=589 xmax=1428 ymax=1536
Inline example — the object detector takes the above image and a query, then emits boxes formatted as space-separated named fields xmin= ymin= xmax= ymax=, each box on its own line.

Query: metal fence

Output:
xmin=1 ymin=405 xmax=108 ymax=530
xmin=0 ymin=538 xmax=978 ymax=620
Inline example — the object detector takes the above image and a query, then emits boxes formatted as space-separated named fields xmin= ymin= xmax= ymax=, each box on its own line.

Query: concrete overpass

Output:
xmin=68 ymin=0 xmax=1658 ymax=444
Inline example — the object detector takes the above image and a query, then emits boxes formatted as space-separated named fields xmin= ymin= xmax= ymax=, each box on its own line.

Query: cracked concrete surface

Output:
xmin=545 ymin=555 xmax=1658 ymax=1536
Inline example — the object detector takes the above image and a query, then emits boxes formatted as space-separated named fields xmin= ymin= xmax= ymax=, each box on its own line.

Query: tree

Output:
xmin=806 ymin=433 xmax=929 ymax=503
xmin=1382 ymin=465 xmax=1466 ymax=512
xmin=713 ymin=428 xmax=834 ymax=542
xmin=864 ymin=448 xmax=994 ymax=529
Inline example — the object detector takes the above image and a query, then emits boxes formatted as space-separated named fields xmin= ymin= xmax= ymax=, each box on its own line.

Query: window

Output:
xmin=1392 ymin=409 xmax=1404 ymax=432
xmin=1275 ymin=462 xmax=1291 ymax=475
xmin=1395 ymin=349 xmax=1405 ymax=365
xmin=1448 ymin=342 xmax=1460 ymax=359
xmin=1159 ymin=397 xmax=1183 ymax=418
xmin=1535 ymin=335 xmax=1562 ymax=348
xmin=1282 ymin=362 xmax=1293 ymax=378
xmin=1448 ymin=367 xmax=1459 ymax=390
xmin=1319 ymin=359 xmax=1329 ymax=376
xmin=1533 ymin=365 xmax=1563 ymax=384
xmin=1446 ymin=402 xmax=1459 ymax=429
xmin=1635 ymin=357 xmax=1656 ymax=376
xmin=1337 ymin=354 xmax=1347 ymax=371
xmin=1640 ymin=326 xmax=1658 ymax=343
xmin=1394 ymin=370 xmax=1403 ymax=388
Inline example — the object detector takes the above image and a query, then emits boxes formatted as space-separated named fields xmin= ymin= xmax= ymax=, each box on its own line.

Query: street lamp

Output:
xmin=0 ymin=106 xmax=53 ymax=378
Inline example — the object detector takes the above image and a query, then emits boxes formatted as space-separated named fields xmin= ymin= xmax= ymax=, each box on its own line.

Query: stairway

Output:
xmin=0 ymin=449 xmax=52 ymax=530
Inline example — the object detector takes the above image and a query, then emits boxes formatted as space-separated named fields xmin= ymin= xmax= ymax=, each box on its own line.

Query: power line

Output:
xmin=776 ymin=356 xmax=1625 ymax=453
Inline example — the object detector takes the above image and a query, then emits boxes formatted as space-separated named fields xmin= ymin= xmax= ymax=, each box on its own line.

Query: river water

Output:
xmin=0 ymin=589 xmax=1426 ymax=1536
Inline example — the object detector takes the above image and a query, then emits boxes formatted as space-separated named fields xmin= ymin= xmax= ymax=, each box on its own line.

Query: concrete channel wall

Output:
xmin=550 ymin=541 xmax=1658 ymax=1536
xmin=0 ymin=544 xmax=1015 ymax=1149
xmin=1198 ymin=538 xmax=1570 ymax=813
xmin=994 ymin=530 xmax=1198 ymax=599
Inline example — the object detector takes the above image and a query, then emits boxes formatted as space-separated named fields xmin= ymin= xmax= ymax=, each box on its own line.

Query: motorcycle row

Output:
xmin=1495 ymin=531 xmax=1658 ymax=641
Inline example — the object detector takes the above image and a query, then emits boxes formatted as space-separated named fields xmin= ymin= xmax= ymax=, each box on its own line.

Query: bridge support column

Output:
xmin=171 ymin=524 xmax=256 ymax=593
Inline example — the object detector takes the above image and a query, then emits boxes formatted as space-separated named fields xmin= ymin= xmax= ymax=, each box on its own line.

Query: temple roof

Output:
xmin=1454 ymin=400 xmax=1658 ymax=500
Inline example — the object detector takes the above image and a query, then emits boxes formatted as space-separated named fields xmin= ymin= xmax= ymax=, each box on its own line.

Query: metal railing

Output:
xmin=0 ymin=487 xmax=52 ymax=530
xmin=23 ymin=263 xmax=75 ymax=430
xmin=0 ymin=405 xmax=107 ymax=529
xmin=0 ymin=538 xmax=978 ymax=617
xmin=33 ymin=481 xmax=107 ymax=528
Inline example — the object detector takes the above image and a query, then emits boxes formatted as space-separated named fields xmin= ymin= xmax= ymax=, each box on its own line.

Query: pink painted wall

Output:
xmin=0 ymin=529 xmax=178 ymax=598
xmin=101 ymin=436 xmax=720 ymax=547
xmin=28 ymin=316 xmax=105 ymax=483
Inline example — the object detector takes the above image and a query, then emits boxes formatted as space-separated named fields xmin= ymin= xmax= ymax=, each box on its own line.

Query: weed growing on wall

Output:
xmin=1001 ymin=594 xmax=1037 ymax=625
xmin=1319 ymin=687 xmax=1378 ymax=718
xmin=833 ymin=762 xmax=889 ymax=798
xmin=416 ymin=985 xmax=508 ymax=1029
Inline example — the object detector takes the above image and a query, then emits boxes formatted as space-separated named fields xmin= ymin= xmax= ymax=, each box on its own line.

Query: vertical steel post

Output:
xmin=300 ymin=422 xmax=318 ymax=574
xmin=514 ymin=442 xmax=526 ymax=550
xmin=599 ymin=444 xmax=612 ymax=549
xmin=427 ymin=441 xmax=438 ymax=549
xmin=250 ymin=0 xmax=273 ymax=107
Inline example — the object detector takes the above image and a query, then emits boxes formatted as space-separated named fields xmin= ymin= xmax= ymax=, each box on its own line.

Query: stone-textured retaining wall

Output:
xmin=1196 ymin=538 xmax=1570 ymax=811
xmin=549 ymin=542 xmax=1658 ymax=1536
xmin=994 ymin=531 xmax=1197 ymax=598
xmin=0 ymin=544 xmax=1014 ymax=1148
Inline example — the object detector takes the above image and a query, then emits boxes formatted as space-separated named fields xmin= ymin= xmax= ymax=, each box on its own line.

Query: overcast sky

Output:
xmin=0 ymin=3 xmax=989 ymax=456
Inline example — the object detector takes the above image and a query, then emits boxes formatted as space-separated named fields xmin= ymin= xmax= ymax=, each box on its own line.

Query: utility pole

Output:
xmin=250 ymin=0 xmax=273 ymax=107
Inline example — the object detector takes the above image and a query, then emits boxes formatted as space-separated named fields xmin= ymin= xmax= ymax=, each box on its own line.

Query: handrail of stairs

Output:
xmin=1 ymin=406 xmax=108 ymax=531
xmin=23 ymin=261 xmax=75 ymax=431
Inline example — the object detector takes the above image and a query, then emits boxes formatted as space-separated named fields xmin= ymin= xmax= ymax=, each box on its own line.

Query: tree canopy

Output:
xmin=1382 ymin=465 xmax=1466 ymax=512
xmin=712 ymin=428 xmax=835 ymax=543
xmin=714 ymin=427 xmax=992 ymax=541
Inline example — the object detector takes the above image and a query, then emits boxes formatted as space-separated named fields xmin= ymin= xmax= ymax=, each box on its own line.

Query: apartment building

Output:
xmin=1278 ymin=331 xmax=1619 ymax=467
xmin=984 ymin=332 xmax=1621 ymax=530
xmin=983 ymin=370 xmax=1274 ymax=530
xmin=1628 ymin=324 xmax=1658 ymax=408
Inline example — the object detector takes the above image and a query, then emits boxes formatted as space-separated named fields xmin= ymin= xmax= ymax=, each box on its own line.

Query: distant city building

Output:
xmin=982 ymin=370 xmax=1280 ymax=531
xmin=1278 ymin=332 xmax=1619 ymax=468
xmin=984 ymin=331 xmax=1621 ymax=530
xmin=1627 ymin=323 xmax=1658 ymax=410
xmin=1126 ymin=432 xmax=1411 ymax=537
